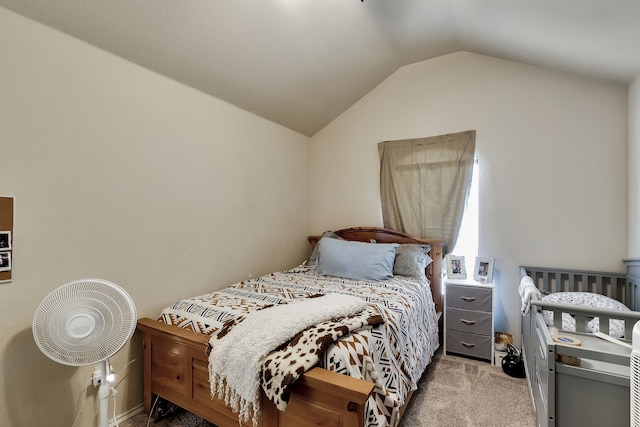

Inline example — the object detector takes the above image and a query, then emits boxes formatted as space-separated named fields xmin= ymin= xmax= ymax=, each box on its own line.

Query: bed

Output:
xmin=137 ymin=227 xmax=444 ymax=427
xmin=519 ymin=266 xmax=640 ymax=427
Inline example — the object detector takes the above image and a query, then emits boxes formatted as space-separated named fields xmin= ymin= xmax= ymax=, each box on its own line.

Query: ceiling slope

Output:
xmin=1 ymin=0 xmax=639 ymax=136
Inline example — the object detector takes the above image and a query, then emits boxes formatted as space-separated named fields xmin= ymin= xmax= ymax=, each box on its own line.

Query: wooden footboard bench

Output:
xmin=137 ymin=318 xmax=374 ymax=427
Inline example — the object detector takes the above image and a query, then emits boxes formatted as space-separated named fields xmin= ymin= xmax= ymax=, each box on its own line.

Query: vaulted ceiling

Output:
xmin=2 ymin=0 xmax=639 ymax=136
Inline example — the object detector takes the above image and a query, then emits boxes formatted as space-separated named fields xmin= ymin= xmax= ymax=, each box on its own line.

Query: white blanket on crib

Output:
xmin=518 ymin=276 xmax=541 ymax=315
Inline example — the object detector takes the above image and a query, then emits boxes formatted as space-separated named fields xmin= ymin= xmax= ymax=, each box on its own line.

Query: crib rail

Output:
xmin=520 ymin=266 xmax=629 ymax=308
xmin=628 ymin=274 xmax=640 ymax=311
xmin=530 ymin=299 xmax=640 ymax=340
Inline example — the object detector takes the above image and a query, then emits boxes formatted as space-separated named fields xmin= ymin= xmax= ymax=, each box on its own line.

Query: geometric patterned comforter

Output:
xmin=158 ymin=264 xmax=439 ymax=427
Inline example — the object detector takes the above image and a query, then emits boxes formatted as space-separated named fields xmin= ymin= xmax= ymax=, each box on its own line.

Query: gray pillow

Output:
xmin=393 ymin=244 xmax=432 ymax=280
xmin=308 ymin=231 xmax=344 ymax=264
xmin=316 ymin=238 xmax=398 ymax=281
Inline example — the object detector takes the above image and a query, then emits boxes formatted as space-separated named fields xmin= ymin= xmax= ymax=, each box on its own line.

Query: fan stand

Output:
xmin=98 ymin=359 xmax=117 ymax=427
xmin=33 ymin=279 xmax=136 ymax=427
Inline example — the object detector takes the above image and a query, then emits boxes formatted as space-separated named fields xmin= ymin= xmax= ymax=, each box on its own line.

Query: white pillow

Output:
xmin=316 ymin=238 xmax=398 ymax=281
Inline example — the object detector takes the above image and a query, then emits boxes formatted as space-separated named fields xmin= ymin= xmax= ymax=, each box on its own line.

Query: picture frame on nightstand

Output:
xmin=445 ymin=255 xmax=466 ymax=279
xmin=473 ymin=257 xmax=494 ymax=283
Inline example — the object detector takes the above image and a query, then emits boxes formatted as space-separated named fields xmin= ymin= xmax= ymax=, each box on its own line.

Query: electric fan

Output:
xmin=32 ymin=279 xmax=137 ymax=427
xmin=632 ymin=320 xmax=640 ymax=427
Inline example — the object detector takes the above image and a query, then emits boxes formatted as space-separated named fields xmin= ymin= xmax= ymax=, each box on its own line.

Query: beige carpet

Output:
xmin=401 ymin=352 xmax=535 ymax=427
xmin=120 ymin=351 xmax=535 ymax=427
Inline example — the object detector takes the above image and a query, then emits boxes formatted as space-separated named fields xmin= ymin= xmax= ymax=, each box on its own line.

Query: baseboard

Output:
xmin=110 ymin=403 xmax=144 ymax=427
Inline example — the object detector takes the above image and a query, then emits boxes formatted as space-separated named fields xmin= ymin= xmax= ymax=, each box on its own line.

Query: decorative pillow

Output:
xmin=541 ymin=292 xmax=631 ymax=338
xmin=308 ymin=231 xmax=344 ymax=264
xmin=393 ymin=244 xmax=432 ymax=280
xmin=316 ymin=238 xmax=398 ymax=281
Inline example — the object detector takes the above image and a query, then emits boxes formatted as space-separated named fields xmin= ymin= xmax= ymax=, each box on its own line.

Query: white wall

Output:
xmin=310 ymin=52 xmax=628 ymax=342
xmin=1 ymin=8 xmax=631 ymax=423
xmin=0 ymin=7 xmax=310 ymax=426
xmin=630 ymin=77 xmax=640 ymax=258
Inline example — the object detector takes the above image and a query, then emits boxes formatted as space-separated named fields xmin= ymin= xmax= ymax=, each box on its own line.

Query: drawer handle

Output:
xmin=461 ymin=341 xmax=476 ymax=348
xmin=460 ymin=319 xmax=476 ymax=325
xmin=460 ymin=296 xmax=476 ymax=302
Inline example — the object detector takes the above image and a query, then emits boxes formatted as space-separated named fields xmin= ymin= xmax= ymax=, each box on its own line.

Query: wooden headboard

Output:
xmin=308 ymin=227 xmax=444 ymax=314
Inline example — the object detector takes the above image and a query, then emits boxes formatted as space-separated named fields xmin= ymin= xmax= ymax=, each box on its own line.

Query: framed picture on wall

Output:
xmin=445 ymin=255 xmax=467 ymax=279
xmin=0 ymin=231 xmax=10 ymax=250
xmin=0 ymin=252 xmax=10 ymax=272
xmin=474 ymin=257 xmax=494 ymax=283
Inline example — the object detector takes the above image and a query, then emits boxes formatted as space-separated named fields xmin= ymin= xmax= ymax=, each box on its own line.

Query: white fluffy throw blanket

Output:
xmin=208 ymin=293 xmax=366 ymax=426
xmin=518 ymin=276 xmax=541 ymax=315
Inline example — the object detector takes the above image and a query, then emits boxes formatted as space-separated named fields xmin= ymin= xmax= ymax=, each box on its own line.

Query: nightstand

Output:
xmin=444 ymin=278 xmax=495 ymax=364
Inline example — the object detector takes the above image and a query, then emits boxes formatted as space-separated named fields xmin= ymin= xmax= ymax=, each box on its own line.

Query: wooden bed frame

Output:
xmin=520 ymin=266 xmax=640 ymax=427
xmin=137 ymin=227 xmax=443 ymax=427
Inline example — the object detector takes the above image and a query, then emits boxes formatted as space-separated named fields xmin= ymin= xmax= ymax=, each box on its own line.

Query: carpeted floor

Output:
xmin=120 ymin=351 xmax=535 ymax=427
xmin=401 ymin=352 xmax=535 ymax=426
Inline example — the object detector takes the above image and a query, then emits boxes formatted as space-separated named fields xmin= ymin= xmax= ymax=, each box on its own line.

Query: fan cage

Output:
xmin=33 ymin=279 xmax=136 ymax=366
xmin=632 ymin=352 xmax=640 ymax=427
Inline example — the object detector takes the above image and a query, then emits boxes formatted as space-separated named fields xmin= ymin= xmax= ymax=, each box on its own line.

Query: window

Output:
xmin=451 ymin=159 xmax=479 ymax=261
xmin=378 ymin=130 xmax=476 ymax=251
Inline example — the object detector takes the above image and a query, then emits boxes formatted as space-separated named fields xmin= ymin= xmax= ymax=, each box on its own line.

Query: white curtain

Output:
xmin=378 ymin=130 xmax=476 ymax=253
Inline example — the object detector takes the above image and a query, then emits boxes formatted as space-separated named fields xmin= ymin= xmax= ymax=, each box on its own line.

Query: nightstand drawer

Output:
xmin=446 ymin=284 xmax=492 ymax=311
xmin=446 ymin=307 xmax=492 ymax=335
xmin=446 ymin=330 xmax=492 ymax=360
